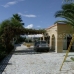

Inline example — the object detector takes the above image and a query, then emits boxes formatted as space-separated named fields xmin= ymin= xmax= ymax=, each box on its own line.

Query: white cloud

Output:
xmin=25 ymin=24 xmax=33 ymax=29
xmin=18 ymin=12 xmax=36 ymax=18
xmin=1 ymin=0 xmax=25 ymax=8
xmin=1 ymin=1 xmax=17 ymax=7
xmin=25 ymin=15 xmax=36 ymax=18
xmin=7 ymin=1 xmax=17 ymax=5
xmin=37 ymin=26 xmax=40 ymax=27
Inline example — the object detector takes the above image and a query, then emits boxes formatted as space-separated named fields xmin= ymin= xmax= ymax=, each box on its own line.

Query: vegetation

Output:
xmin=15 ymin=36 xmax=26 ymax=44
xmin=71 ymin=57 xmax=74 ymax=61
xmin=23 ymin=28 xmax=46 ymax=34
xmin=64 ymin=0 xmax=73 ymax=2
xmin=55 ymin=3 xmax=74 ymax=27
xmin=0 ymin=13 xmax=45 ymax=62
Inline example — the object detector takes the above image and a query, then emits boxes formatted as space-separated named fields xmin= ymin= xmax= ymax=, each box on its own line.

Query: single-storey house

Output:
xmin=45 ymin=23 xmax=74 ymax=53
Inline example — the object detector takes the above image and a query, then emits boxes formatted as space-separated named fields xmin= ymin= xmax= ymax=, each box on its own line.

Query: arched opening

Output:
xmin=52 ymin=34 xmax=55 ymax=51
xmin=45 ymin=36 xmax=50 ymax=44
xmin=44 ymin=33 xmax=50 ymax=44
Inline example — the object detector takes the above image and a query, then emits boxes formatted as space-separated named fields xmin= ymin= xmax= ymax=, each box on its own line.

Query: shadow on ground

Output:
xmin=13 ymin=48 xmax=44 ymax=55
xmin=14 ymin=44 xmax=21 ymax=48
xmin=0 ymin=44 xmax=21 ymax=74
xmin=0 ymin=43 xmax=53 ymax=74
xmin=0 ymin=54 xmax=13 ymax=74
xmin=13 ymin=46 xmax=54 ymax=55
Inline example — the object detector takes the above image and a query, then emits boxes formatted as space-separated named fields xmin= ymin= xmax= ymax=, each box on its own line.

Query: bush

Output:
xmin=0 ymin=43 xmax=14 ymax=62
xmin=0 ymin=50 xmax=7 ymax=62
xmin=0 ymin=44 xmax=7 ymax=62
xmin=0 ymin=44 xmax=5 ymax=49
xmin=29 ymin=39 xmax=32 ymax=43
xmin=15 ymin=37 xmax=26 ymax=44
xmin=25 ymin=39 xmax=29 ymax=43
xmin=71 ymin=57 xmax=74 ymax=61
xmin=6 ymin=44 xmax=14 ymax=53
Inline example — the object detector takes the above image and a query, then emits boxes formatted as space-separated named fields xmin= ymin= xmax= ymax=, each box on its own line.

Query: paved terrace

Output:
xmin=0 ymin=44 xmax=74 ymax=74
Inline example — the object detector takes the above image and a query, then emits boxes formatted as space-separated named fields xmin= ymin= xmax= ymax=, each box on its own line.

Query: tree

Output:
xmin=0 ymin=17 xmax=25 ymax=52
xmin=11 ymin=14 xmax=24 ymax=25
xmin=55 ymin=3 xmax=74 ymax=27
xmin=0 ymin=20 xmax=11 ymax=35
xmin=64 ymin=0 xmax=73 ymax=2
xmin=13 ymin=14 xmax=22 ymax=22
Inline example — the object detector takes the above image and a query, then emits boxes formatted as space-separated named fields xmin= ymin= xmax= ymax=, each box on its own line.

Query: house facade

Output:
xmin=45 ymin=23 xmax=74 ymax=53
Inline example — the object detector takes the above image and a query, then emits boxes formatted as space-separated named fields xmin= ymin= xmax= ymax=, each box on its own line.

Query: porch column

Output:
xmin=49 ymin=36 xmax=52 ymax=49
xmin=56 ymin=37 xmax=63 ymax=53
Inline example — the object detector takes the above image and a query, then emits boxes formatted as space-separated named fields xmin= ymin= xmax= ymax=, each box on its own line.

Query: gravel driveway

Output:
xmin=0 ymin=44 xmax=74 ymax=74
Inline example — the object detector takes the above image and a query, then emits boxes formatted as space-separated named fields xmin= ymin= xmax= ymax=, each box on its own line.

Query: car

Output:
xmin=34 ymin=40 xmax=49 ymax=52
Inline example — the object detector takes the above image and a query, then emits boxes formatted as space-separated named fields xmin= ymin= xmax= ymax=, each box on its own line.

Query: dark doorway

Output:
xmin=67 ymin=36 xmax=74 ymax=52
xmin=45 ymin=36 xmax=50 ymax=44
xmin=67 ymin=36 xmax=72 ymax=49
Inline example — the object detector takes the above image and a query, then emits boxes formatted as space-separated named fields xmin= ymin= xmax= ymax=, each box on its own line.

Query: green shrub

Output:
xmin=15 ymin=37 xmax=26 ymax=44
xmin=0 ymin=43 xmax=14 ymax=62
xmin=71 ymin=57 xmax=74 ymax=61
xmin=6 ymin=44 xmax=14 ymax=53
xmin=0 ymin=44 xmax=7 ymax=62
xmin=0 ymin=50 xmax=7 ymax=61
xmin=29 ymin=39 xmax=32 ymax=43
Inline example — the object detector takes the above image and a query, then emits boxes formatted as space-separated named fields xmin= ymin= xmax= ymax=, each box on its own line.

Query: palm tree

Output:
xmin=12 ymin=14 xmax=22 ymax=22
xmin=55 ymin=3 xmax=74 ymax=71
xmin=11 ymin=14 xmax=24 ymax=25
xmin=55 ymin=3 xmax=74 ymax=27
xmin=64 ymin=0 xmax=73 ymax=2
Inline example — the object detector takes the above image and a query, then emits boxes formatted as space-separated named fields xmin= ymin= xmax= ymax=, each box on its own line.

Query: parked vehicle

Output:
xmin=34 ymin=40 xmax=49 ymax=52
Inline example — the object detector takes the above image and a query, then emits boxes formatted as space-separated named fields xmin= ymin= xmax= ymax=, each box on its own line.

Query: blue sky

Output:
xmin=0 ymin=0 xmax=64 ymax=29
